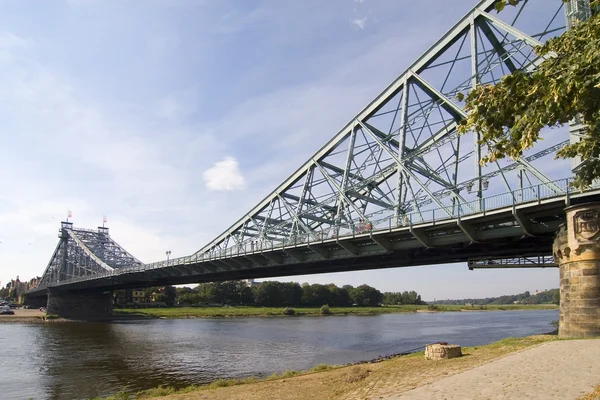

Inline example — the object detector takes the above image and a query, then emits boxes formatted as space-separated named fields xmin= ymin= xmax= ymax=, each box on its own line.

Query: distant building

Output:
xmin=132 ymin=289 xmax=149 ymax=303
xmin=244 ymin=279 xmax=260 ymax=287
xmin=5 ymin=276 xmax=41 ymax=302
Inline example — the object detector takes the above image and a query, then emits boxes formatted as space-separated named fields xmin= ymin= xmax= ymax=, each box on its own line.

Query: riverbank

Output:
xmin=0 ymin=308 xmax=57 ymax=323
xmin=114 ymin=304 xmax=557 ymax=319
xmin=97 ymin=334 xmax=572 ymax=400
xmin=0 ymin=304 xmax=556 ymax=323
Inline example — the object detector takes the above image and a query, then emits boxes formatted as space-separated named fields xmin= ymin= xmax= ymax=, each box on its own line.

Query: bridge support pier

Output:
xmin=46 ymin=289 xmax=113 ymax=320
xmin=553 ymin=203 xmax=600 ymax=338
xmin=23 ymin=295 xmax=47 ymax=309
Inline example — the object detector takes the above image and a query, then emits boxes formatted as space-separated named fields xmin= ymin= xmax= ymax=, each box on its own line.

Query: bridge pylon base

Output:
xmin=23 ymin=295 xmax=47 ymax=309
xmin=553 ymin=203 xmax=600 ymax=338
xmin=47 ymin=289 xmax=113 ymax=320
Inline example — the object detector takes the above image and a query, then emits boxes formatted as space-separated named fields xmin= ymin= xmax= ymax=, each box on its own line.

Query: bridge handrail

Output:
xmin=33 ymin=177 xmax=595 ymax=289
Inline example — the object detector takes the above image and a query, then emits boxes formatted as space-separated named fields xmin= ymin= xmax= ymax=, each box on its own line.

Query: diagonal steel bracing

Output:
xmin=36 ymin=223 xmax=143 ymax=290
xmin=187 ymin=0 xmax=571 ymax=258
xmin=27 ymin=0 xmax=594 ymax=294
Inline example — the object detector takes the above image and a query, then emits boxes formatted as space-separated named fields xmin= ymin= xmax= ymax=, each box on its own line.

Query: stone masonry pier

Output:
xmin=46 ymin=289 xmax=113 ymax=319
xmin=553 ymin=203 xmax=600 ymax=338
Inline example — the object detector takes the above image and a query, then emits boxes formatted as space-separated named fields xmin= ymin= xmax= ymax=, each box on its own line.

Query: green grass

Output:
xmin=114 ymin=303 xmax=557 ymax=319
xmin=90 ymin=367 xmax=336 ymax=399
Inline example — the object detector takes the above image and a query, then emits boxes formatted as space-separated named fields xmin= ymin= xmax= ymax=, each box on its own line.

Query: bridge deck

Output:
xmin=26 ymin=181 xmax=600 ymax=295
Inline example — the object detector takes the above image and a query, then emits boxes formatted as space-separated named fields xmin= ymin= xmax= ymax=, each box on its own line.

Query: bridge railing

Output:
xmin=39 ymin=177 xmax=595 ymax=288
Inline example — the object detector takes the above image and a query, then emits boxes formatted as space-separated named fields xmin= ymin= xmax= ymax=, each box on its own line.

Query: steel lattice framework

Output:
xmin=27 ymin=0 xmax=599 ymax=295
xmin=193 ymin=0 xmax=577 ymax=258
xmin=37 ymin=222 xmax=143 ymax=288
xmin=468 ymin=255 xmax=557 ymax=269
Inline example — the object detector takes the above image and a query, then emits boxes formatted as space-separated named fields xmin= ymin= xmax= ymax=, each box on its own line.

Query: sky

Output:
xmin=0 ymin=0 xmax=562 ymax=301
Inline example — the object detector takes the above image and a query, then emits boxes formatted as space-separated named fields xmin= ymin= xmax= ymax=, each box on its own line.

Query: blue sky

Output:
xmin=0 ymin=0 xmax=560 ymax=300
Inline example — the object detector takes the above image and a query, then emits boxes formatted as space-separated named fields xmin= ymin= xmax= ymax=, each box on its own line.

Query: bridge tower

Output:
xmin=24 ymin=221 xmax=143 ymax=319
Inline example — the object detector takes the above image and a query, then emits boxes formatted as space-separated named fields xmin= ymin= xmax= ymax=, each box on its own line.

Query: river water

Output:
xmin=0 ymin=310 xmax=557 ymax=400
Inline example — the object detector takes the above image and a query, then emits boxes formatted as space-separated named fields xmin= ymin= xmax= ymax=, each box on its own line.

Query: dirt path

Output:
xmin=385 ymin=339 xmax=600 ymax=400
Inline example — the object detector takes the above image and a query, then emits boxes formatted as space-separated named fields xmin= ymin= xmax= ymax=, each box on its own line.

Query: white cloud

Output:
xmin=352 ymin=17 xmax=367 ymax=30
xmin=203 ymin=157 xmax=246 ymax=191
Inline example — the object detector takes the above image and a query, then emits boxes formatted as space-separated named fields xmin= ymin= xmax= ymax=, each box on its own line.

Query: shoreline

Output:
xmin=0 ymin=305 xmax=558 ymax=324
xmin=114 ymin=304 xmax=558 ymax=320
xmin=95 ymin=334 xmax=566 ymax=400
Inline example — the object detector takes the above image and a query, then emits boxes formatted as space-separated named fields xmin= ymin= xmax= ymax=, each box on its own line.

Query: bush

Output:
xmin=320 ymin=304 xmax=331 ymax=315
xmin=283 ymin=307 xmax=296 ymax=316
xmin=310 ymin=364 xmax=334 ymax=372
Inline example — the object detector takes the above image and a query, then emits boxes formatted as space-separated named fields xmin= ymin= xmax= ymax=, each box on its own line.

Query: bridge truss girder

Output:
xmin=27 ymin=0 xmax=598 ymax=295
xmin=36 ymin=222 xmax=143 ymax=290
xmin=193 ymin=0 xmax=571 ymax=259
xmin=468 ymin=255 xmax=557 ymax=270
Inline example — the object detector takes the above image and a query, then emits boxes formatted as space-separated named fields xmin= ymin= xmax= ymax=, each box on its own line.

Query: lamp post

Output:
xmin=166 ymin=250 xmax=171 ymax=265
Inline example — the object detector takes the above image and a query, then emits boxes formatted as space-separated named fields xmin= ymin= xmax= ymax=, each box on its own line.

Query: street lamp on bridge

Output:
xmin=166 ymin=250 xmax=171 ymax=265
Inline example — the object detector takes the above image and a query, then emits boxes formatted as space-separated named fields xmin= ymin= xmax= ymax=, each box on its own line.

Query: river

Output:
xmin=0 ymin=309 xmax=557 ymax=400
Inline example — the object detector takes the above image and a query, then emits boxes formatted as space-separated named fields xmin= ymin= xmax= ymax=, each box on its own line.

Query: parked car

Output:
xmin=0 ymin=309 xmax=14 ymax=315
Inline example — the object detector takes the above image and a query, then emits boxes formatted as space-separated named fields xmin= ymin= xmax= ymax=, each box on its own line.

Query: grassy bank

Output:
xmin=95 ymin=334 xmax=560 ymax=400
xmin=114 ymin=303 xmax=557 ymax=319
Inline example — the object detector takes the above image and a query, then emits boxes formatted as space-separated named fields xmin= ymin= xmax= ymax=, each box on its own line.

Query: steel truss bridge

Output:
xmin=27 ymin=0 xmax=599 ymax=296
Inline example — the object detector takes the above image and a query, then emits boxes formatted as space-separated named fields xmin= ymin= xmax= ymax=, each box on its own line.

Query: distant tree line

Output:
xmin=174 ymin=281 xmax=425 ymax=308
xmin=432 ymin=289 xmax=560 ymax=306
xmin=381 ymin=291 xmax=425 ymax=306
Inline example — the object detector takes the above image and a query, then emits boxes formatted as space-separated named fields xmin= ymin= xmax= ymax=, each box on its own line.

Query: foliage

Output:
xmin=283 ymin=307 xmax=296 ymax=315
xmin=281 ymin=370 xmax=301 ymax=378
xmin=302 ymin=283 xmax=342 ymax=306
xmin=382 ymin=291 xmax=425 ymax=306
xmin=348 ymin=284 xmax=384 ymax=306
xmin=320 ymin=304 xmax=331 ymax=315
xmin=162 ymin=286 xmax=177 ymax=307
xmin=459 ymin=1 xmax=600 ymax=189
xmin=255 ymin=281 xmax=302 ymax=306
xmin=113 ymin=280 xmax=420 ymax=310
xmin=432 ymin=289 xmax=560 ymax=305
xmin=309 ymin=364 xmax=335 ymax=372
xmin=178 ymin=281 xmax=253 ymax=305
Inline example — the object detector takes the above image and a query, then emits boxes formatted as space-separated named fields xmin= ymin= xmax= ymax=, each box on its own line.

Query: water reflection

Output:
xmin=0 ymin=310 xmax=558 ymax=400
